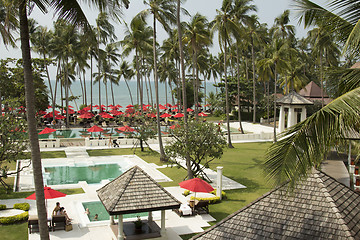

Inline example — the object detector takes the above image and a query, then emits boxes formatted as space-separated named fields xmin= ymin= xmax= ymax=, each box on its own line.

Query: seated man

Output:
xmin=57 ymin=207 xmax=71 ymax=225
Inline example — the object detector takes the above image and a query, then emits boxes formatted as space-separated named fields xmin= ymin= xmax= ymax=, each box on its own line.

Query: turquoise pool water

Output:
xmin=82 ymin=201 xmax=148 ymax=222
xmin=38 ymin=127 xmax=170 ymax=139
xmin=44 ymin=163 xmax=123 ymax=185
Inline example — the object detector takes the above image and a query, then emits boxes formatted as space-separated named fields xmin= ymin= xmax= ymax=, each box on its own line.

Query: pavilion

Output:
xmin=97 ymin=166 xmax=181 ymax=240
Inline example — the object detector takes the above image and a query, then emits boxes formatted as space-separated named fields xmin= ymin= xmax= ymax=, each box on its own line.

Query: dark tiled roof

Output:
xmin=299 ymin=81 xmax=329 ymax=98
xmin=193 ymin=171 xmax=360 ymax=240
xmin=97 ymin=166 xmax=181 ymax=215
xmin=276 ymin=91 xmax=313 ymax=105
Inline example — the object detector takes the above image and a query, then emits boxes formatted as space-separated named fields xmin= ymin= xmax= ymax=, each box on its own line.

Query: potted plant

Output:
xmin=134 ymin=216 xmax=143 ymax=230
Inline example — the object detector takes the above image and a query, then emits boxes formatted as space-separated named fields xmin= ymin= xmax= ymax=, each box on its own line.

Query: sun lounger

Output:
xmin=195 ymin=200 xmax=209 ymax=214
xmin=52 ymin=215 xmax=66 ymax=231
xmin=179 ymin=204 xmax=192 ymax=216
xmin=28 ymin=215 xmax=39 ymax=233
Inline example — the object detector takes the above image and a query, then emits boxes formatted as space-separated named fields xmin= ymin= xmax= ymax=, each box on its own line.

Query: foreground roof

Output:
xmin=193 ymin=170 xmax=360 ymax=240
xmin=299 ymin=81 xmax=328 ymax=98
xmin=97 ymin=166 xmax=181 ymax=215
xmin=276 ymin=91 xmax=313 ymax=105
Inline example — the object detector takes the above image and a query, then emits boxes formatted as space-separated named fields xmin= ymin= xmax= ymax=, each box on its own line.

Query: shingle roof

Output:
xmin=192 ymin=170 xmax=360 ymax=240
xmin=299 ymin=81 xmax=329 ymax=98
xmin=276 ymin=91 xmax=313 ymax=105
xmin=97 ymin=166 xmax=181 ymax=215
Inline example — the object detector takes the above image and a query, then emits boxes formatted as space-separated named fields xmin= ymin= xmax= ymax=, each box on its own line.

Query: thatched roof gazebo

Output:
xmin=97 ymin=166 xmax=181 ymax=240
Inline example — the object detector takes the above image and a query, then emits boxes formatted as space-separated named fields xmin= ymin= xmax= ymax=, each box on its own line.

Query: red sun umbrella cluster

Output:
xmin=118 ymin=126 xmax=135 ymax=132
xmin=173 ymin=113 xmax=184 ymax=118
xmin=160 ymin=113 xmax=172 ymax=118
xmin=87 ymin=125 xmax=104 ymax=132
xmin=39 ymin=127 xmax=56 ymax=135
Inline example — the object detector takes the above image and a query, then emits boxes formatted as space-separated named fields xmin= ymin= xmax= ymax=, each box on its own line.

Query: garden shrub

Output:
xmin=13 ymin=203 xmax=30 ymax=211
xmin=184 ymin=189 xmax=227 ymax=204
xmin=0 ymin=204 xmax=6 ymax=210
xmin=0 ymin=212 xmax=29 ymax=225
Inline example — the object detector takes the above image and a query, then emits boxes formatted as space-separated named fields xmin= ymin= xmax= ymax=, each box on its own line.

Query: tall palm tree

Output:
xmin=117 ymin=60 xmax=135 ymax=105
xmin=183 ymin=13 xmax=212 ymax=118
xmin=265 ymin=0 xmax=360 ymax=187
xmin=211 ymin=0 xmax=241 ymax=148
xmin=16 ymin=1 xmax=128 ymax=238
xmin=138 ymin=0 xmax=177 ymax=161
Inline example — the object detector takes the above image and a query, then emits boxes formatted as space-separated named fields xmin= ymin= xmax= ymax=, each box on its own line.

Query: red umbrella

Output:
xmin=26 ymin=186 xmax=66 ymax=214
xmin=172 ymin=109 xmax=179 ymax=112
xmin=26 ymin=186 xmax=66 ymax=200
xmin=87 ymin=125 xmax=104 ymax=132
xmin=198 ymin=112 xmax=208 ymax=117
xmin=116 ymin=104 xmax=123 ymax=108
xmin=39 ymin=127 xmax=56 ymax=135
xmin=160 ymin=113 xmax=172 ymax=118
xmin=125 ymin=108 xmax=135 ymax=114
xmin=169 ymin=124 xmax=180 ymax=129
xmin=179 ymin=178 xmax=214 ymax=205
xmin=99 ymin=112 xmax=114 ymax=119
xmin=118 ymin=126 xmax=135 ymax=132
xmin=147 ymin=113 xmax=156 ymax=118
xmin=187 ymin=108 xmax=194 ymax=112
xmin=79 ymin=112 xmax=94 ymax=119
xmin=126 ymin=104 xmax=134 ymax=108
xmin=173 ymin=113 xmax=184 ymax=118
xmin=55 ymin=115 xmax=65 ymax=120
xmin=159 ymin=105 xmax=167 ymax=110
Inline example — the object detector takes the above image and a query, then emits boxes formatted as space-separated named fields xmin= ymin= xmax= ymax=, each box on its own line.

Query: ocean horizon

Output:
xmin=45 ymin=80 xmax=217 ymax=110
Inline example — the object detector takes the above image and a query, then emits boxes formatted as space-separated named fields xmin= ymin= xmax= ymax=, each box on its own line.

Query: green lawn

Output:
xmin=0 ymin=223 xmax=28 ymax=240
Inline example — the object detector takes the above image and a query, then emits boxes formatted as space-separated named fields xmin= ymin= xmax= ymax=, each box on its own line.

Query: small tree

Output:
xmin=0 ymin=103 xmax=29 ymax=192
xmin=165 ymin=120 xmax=227 ymax=180
xmin=131 ymin=114 xmax=157 ymax=152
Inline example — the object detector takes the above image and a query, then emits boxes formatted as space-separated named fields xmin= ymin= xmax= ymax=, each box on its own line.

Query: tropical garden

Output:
xmin=0 ymin=0 xmax=359 ymax=239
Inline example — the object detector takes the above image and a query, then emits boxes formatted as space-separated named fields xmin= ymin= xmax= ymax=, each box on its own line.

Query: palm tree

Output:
xmin=183 ymin=13 xmax=212 ymax=118
xmin=138 ymin=0 xmax=177 ymax=161
xmin=265 ymin=0 xmax=360 ymax=187
xmin=16 ymin=1 xmax=128 ymax=238
xmin=117 ymin=60 xmax=135 ymax=105
xmin=211 ymin=0 xmax=242 ymax=148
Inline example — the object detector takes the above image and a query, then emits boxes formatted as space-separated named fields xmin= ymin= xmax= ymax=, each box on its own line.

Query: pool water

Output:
xmin=82 ymin=201 xmax=148 ymax=222
xmin=44 ymin=163 xmax=123 ymax=185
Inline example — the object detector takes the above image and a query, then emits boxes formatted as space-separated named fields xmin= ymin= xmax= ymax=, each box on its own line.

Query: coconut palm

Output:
xmin=183 ymin=13 xmax=212 ymax=118
xmin=211 ymin=0 xmax=242 ymax=148
xmin=116 ymin=60 xmax=135 ymax=106
xmin=265 ymin=0 xmax=360 ymax=187
xmin=16 ymin=1 xmax=129 ymax=238
xmin=138 ymin=0 xmax=177 ymax=161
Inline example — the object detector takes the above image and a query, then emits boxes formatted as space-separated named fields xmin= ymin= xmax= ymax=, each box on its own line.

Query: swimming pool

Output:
xmin=37 ymin=127 xmax=170 ymax=139
xmin=82 ymin=201 xmax=148 ymax=222
xmin=42 ymin=157 xmax=134 ymax=186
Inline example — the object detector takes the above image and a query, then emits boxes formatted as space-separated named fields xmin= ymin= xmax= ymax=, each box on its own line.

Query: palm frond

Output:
xmin=265 ymin=86 xmax=360 ymax=187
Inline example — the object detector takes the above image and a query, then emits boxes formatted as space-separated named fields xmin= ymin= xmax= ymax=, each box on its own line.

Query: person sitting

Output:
xmin=58 ymin=207 xmax=71 ymax=224
xmin=93 ymin=214 xmax=98 ymax=221
xmin=84 ymin=208 xmax=90 ymax=215
xmin=52 ymin=202 xmax=61 ymax=216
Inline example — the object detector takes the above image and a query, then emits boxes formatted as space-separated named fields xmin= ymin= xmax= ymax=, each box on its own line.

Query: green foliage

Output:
xmin=0 ymin=212 xmax=28 ymax=225
xmin=0 ymin=58 xmax=49 ymax=111
xmin=173 ymin=80 xmax=203 ymax=108
xmin=130 ymin=114 xmax=157 ymax=152
xmin=165 ymin=120 xmax=227 ymax=178
xmin=0 ymin=205 xmax=6 ymax=210
xmin=13 ymin=203 xmax=29 ymax=211
xmin=184 ymin=189 xmax=226 ymax=202
xmin=190 ymin=195 xmax=220 ymax=204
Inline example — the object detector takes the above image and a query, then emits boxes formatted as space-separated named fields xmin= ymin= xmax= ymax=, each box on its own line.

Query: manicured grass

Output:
xmin=0 ymin=222 xmax=28 ymax=240
xmin=18 ymin=151 xmax=66 ymax=160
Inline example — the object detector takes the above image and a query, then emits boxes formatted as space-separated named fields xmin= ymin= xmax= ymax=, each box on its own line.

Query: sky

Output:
xmin=0 ymin=0 xmax=329 ymax=71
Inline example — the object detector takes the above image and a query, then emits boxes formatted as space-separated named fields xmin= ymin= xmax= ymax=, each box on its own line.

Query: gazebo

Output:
xmin=97 ymin=166 xmax=181 ymax=240
xmin=276 ymin=91 xmax=313 ymax=132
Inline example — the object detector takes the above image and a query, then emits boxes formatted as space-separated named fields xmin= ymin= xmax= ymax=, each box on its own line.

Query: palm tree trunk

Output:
xmin=273 ymin=62 xmax=278 ymax=142
xmin=65 ymin=59 xmax=69 ymax=128
xmin=52 ymin=59 xmax=61 ymax=122
xmin=320 ymin=52 xmax=324 ymax=107
xmin=83 ymin=71 xmax=87 ymax=106
xmin=19 ymin=2 xmax=49 ymax=239
xmin=224 ymin=41 xmax=233 ymax=148
xmin=90 ymin=56 xmax=93 ymax=112
xmin=153 ymin=15 xmax=166 ymax=161
xmin=124 ymin=79 xmax=134 ymax=106
xmin=236 ymin=45 xmax=244 ymax=134
xmin=111 ymin=81 xmax=115 ymax=106
xmin=267 ymin=77 xmax=270 ymax=124
xmin=251 ymin=37 xmax=256 ymax=123
xmin=79 ymin=75 xmax=84 ymax=105
xmin=105 ymin=80 xmax=108 ymax=111
xmin=43 ymin=53 xmax=54 ymax=104
xmin=177 ymin=0 xmax=193 ymax=179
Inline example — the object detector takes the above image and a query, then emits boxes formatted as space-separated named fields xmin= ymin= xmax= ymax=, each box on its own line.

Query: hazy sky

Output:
xmin=0 ymin=0 xmax=329 ymax=61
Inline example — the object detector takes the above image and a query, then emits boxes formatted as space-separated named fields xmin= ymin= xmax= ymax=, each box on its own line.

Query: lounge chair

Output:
xmin=179 ymin=204 xmax=192 ymax=216
xmin=194 ymin=200 xmax=209 ymax=214
xmin=52 ymin=215 xmax=66 ymax=231
xmin=28 ymin=215 xmax=39 ymax=234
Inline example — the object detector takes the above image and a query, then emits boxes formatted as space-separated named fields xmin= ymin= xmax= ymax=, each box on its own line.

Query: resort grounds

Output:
xmin=0 ymin=123 xmax=275 ymax=240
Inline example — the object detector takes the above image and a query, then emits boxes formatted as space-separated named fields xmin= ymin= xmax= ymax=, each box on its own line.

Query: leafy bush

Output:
xmin=0 ymin=211 xmax=29 ymax=224
xmin=0 ymin=204 xmax=6 ymax=210
xmin=13 ymin=203 xmax=30 ymax=211
xmin=210 ymin=189 xmax=226 ymax=199
xmin=183 ymin=190 xmax=190 ymax=196
xmin=190 ymin=195 xmax=220 ymax=204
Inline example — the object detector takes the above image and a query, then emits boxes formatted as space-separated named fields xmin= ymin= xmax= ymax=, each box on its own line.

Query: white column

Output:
xmin=216 ymin=166 xmax=223 ymax=200
xmin=148 ymin=211 xmax=153 ymax=222
xmin=300 ymin=106 xmax=307 ymax=122
xmin=287 ymin=106 xmax=295 ymax=128
xmin=279 ymin=105 xmax=285 ymax=132
xmin=160 ymin=210 xmax=166 ymax=235
xmin=118 ymin=215 xmax=124 ymax=240
xmin=110 ymin=215 xmax=115 ymax=225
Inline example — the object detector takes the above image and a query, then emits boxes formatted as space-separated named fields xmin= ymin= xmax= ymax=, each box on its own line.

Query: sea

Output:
xmin=45 ymin=80 xmax=217 ymax=110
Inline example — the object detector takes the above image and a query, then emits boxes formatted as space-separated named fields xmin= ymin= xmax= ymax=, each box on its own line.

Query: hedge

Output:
xmin=0 ymin=211 xmax=29 ymax=225
xmin=184 ymin=189 xmax=227 ymax=204
xmin=0 ymin=204 xmax=6 ymax=210
xmin=13 ymin=203 xmax=30 ymax=211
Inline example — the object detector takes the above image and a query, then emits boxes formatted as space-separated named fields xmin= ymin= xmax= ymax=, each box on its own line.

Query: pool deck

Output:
xmin=4 ymin=122 xmax=350 ymax=239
